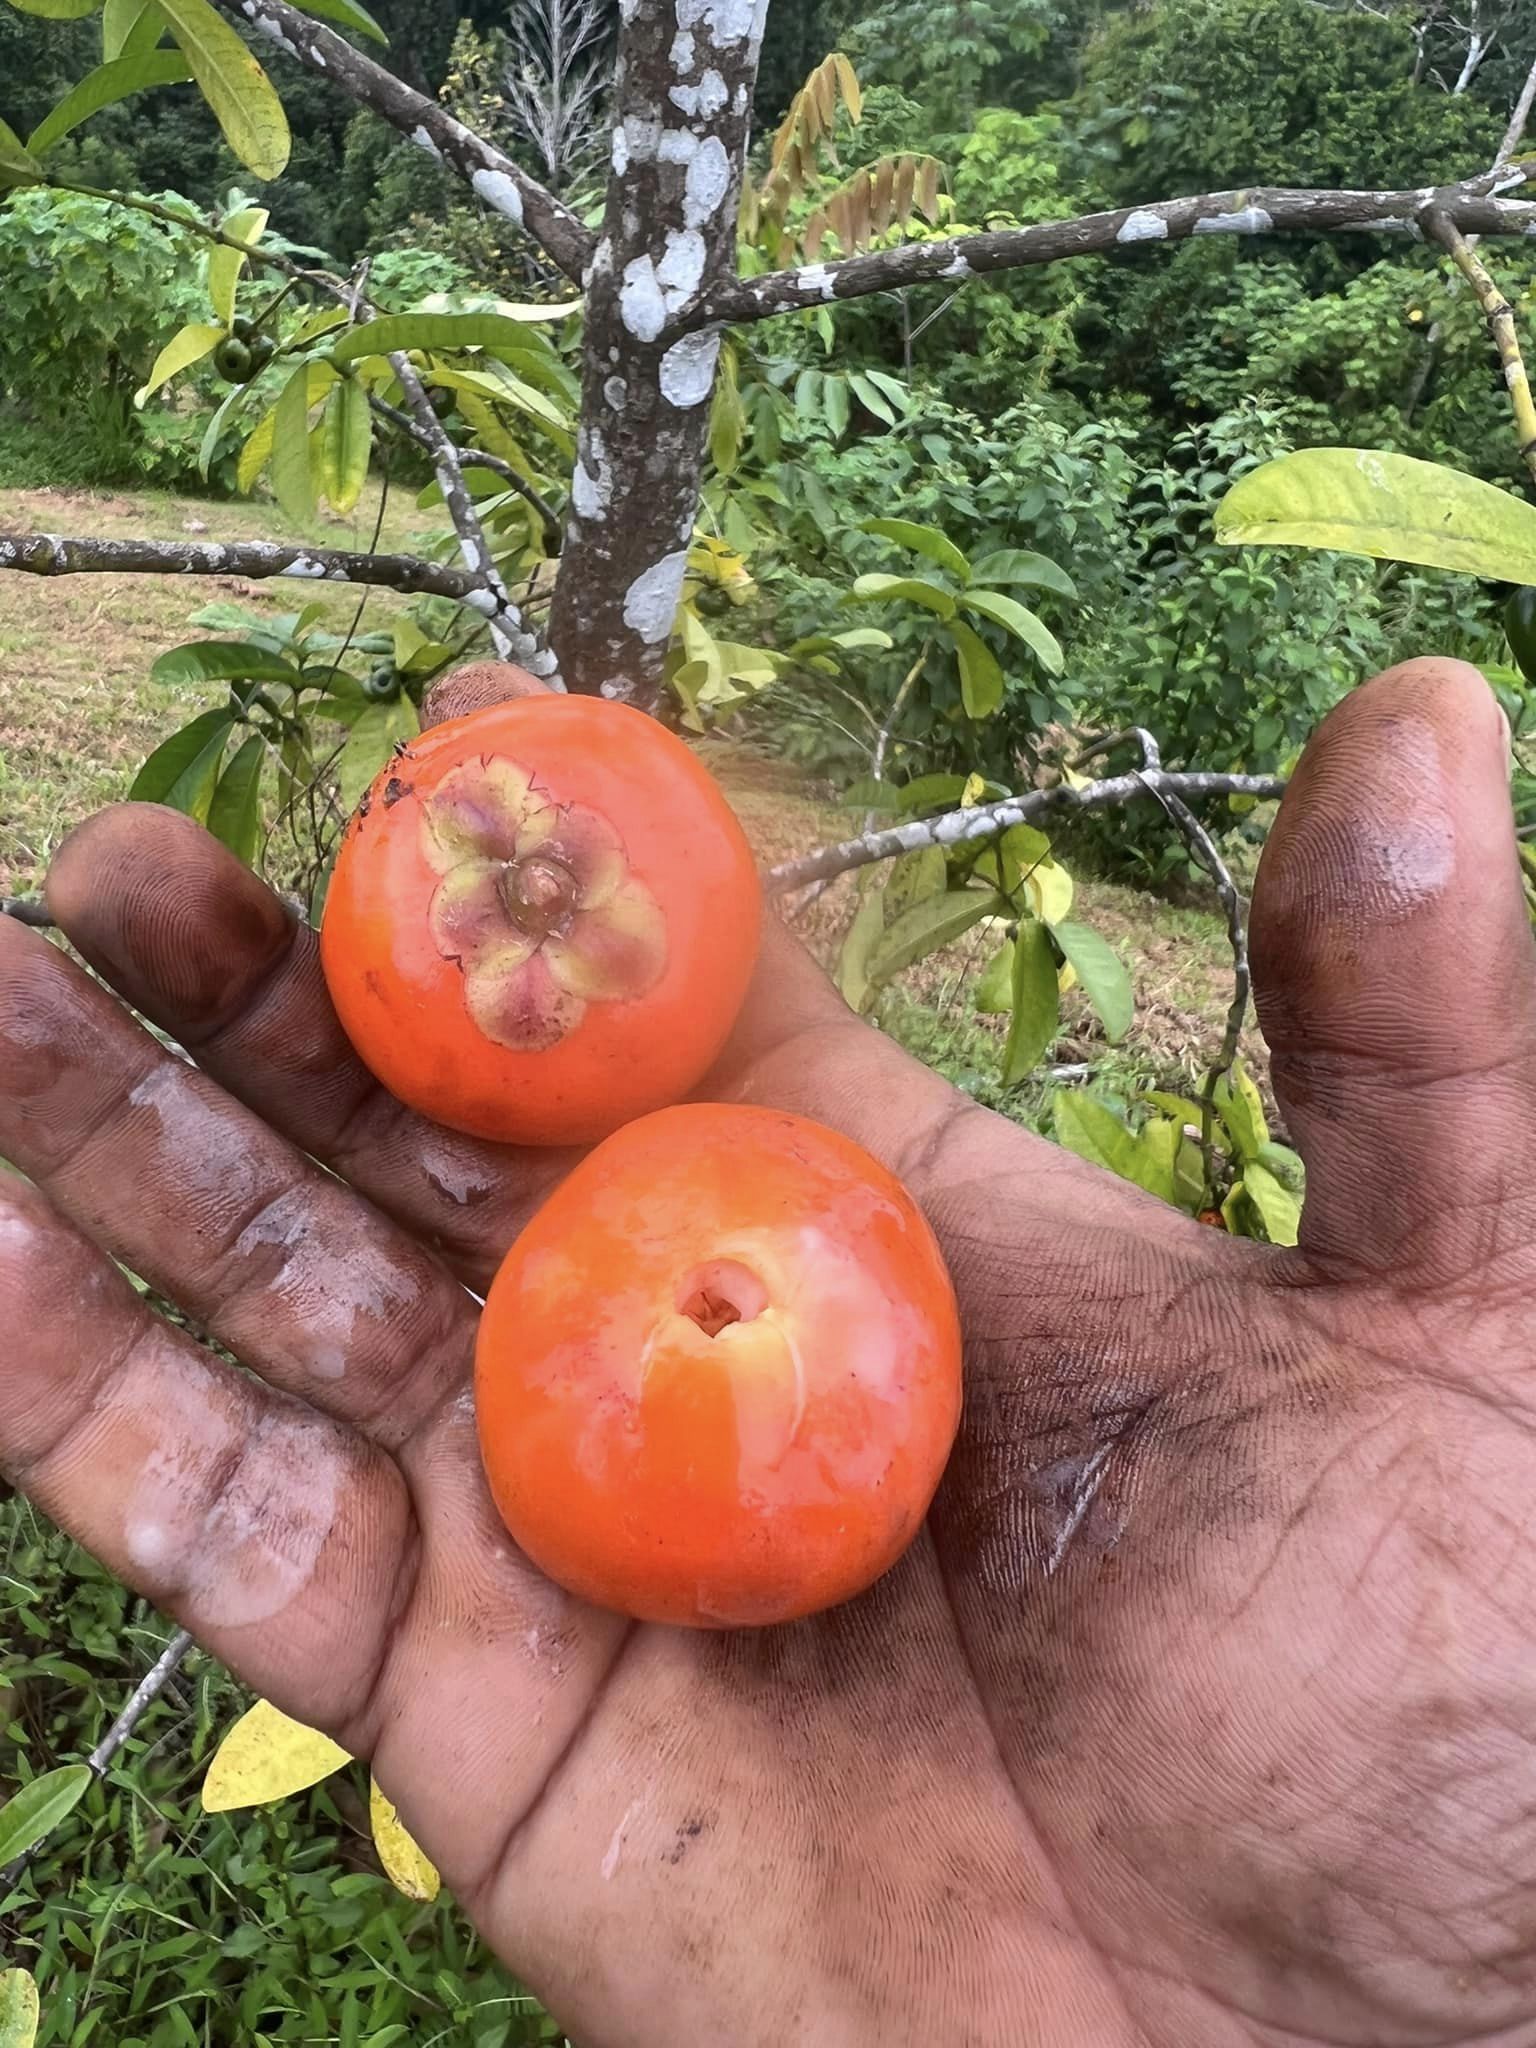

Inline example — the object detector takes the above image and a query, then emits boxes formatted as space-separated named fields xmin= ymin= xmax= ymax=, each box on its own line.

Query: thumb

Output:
xmin=1250 ymin=655 xmax=1536 ymax=1278
xmin=420 ymin=659 xmax=552 ymax=729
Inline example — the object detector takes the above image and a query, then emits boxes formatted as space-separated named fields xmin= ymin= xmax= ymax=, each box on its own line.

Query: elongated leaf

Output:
xmin=163 ymin=717 xmax=234 ymax=822
xmin=0 ymin=115 xmax=41 ymax=187
xmin=369 ymin=1778 xmax=440 ymax=1901
xmin=6 ymin=0 xmax=98 ymax=17
xmin=975 ymin=938 xmax=1014 ymax=1014
xmin=415 ymin=362 xmax=569 ymax=434
xmin=1256 ymin=1139 xmax=1305 ymax=1193
xmin=237 ymin=404 xmax=278 ymax=493
xmin=103 ymin=0 xmax=163 ymax=56
xmin=1243 ymin=1160 xmax=1301 ymax=1246
xmin=1212 ymin=1057 xmax=1268 ymax=1159
xmin=27 ymin=50 xmax=188 ymax=154
xmin=862 ymin=517 xmax=969 ymax=582
xmin=0 ymin=1968 xmax=39 ymax=2048
xmin=0 ymin=1766 xmax=92 ymax=1867
xmin=896 ymin=771 xmax=972 ymax=813
xmin=1050 ymin=920 xmax=1132 ymax=1042
xmin=822 ymin=372 xmax=849 ymax=442
xmin=153 ymin=640 xmax=301 ymax=686
xmin=135 ymin=320 xmax=222 ymax=408
xmin=1215 ymin=446 xmax=1536 ymax=583
xmin=273 ymin=361 xmax=322 ymax=526
xmin=1053 ymin=1091 xmax=1150 ymax=1189
xmin=847 ymin=572 xmax=956 ymax=619
xmin=848 ymin=371 xmax=895 ymax=425
xmin=332 ymin=309 xmax=579 ymax=368
xmin=867 ymin=887 xmax=1004 ymax=987
xmin=129 ymin=708 xmax=234 ymax=803
xmin=294 ymin=0 xmax=385 ymax=41
xmin=1023 ymin=855 xmax=1072 ymax=925
xmin=206 ymin=203 xmax=267 ymax=327
xmin=958 ymin=589 xmax=1063 ymax=673
xmin=951 ymin=617 xmax=1003 ymax=718
xmin=969 ymin=547 xmax=1076 ymax=599
xmin=1135 ymin=1116 xmax=1181 ymax=1205
xmin=338 ymin=696 xmax=420 ymax=811
xmin=157 ymin=0 xmax=289 ymax=179
xmin=836 ymin=880 xmax=886 ymax=1012
xmin=886 ymin=842 xmax=947 ymax=916
xmin=206 ymin=732 xmax=266 ymax=865
xmin=1002 ymin=918 xmax=1059 ymax=1082
xmin=319 ymin=376 xmax=370 ymax=515
xmin=197 ymin=374 xmax=255 ymax=479
xmin=203 ymin=1700 xmax=350 ymax=1812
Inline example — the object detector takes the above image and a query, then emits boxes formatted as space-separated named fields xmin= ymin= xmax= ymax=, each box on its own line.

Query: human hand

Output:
xmin=1 ymin=655 xmax=1530 ymax=2047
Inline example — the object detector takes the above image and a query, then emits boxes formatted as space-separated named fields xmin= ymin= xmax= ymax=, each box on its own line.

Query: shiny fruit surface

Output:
xmin=320 ymin=696 xmax=761 ymax=1146
xmin=474 ymin=1102 xmax=963 ymax=1627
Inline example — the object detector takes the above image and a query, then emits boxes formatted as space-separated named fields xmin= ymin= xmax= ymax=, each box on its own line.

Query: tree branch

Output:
xmin=1425 ymin=211 xmax=1536 ymax=485
xmin=0 ymin=532 xmax=504 ymax=602
xmin=764 ymin=771 xmax=1287 ymax=893
xmin=1494 ymin=47 xmax=1536 ymax=166
xmin=89 ymin=1629 xmax=195 ymax=1775
xmin=367 ymin=395 xmax=564 ymax=552
xmin=690 ymin=171 xmax=1536 ymax=328
xmin=387 ymin=353 xmax=560 ymax=678
xmin=545 ymin=0 xmax=767 ymax=702
xmin=211 ymin=0 xmax=593 ymax=280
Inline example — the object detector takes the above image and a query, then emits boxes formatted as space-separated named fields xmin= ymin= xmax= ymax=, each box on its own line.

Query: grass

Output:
xmin=0 ymin=479 xmax=1266 ymax=2047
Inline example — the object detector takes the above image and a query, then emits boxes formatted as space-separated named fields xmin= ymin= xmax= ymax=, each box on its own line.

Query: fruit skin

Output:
xmin=1505 ymin=586 xmax=1536 ymax=684
xmin=320 ymin=695 xmax=762 ymax=1146
xmin=474 ymin=1102 xmax=963 ymax=1627
xmin=213 ymin=335 xmax=255 ymax=384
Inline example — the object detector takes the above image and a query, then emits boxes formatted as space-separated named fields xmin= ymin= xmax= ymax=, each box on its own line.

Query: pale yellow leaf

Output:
xmin=135 ymin=320 xmax=222 ymax=408
xmin=369 ymin=1776 xmax=440 ymax=1901
xmin=0 ymin=1968 xmax=39 ymax=2048
xmin=1024 ymin=857 xmax=1073 ymax=924
xmin=201 ymin=1699 xmax=351 ymax=1812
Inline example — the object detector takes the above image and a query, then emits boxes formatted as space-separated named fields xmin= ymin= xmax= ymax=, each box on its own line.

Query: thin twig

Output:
xmin=765 ymin=771 xmax=1286 ymax=894
xmin=367 ymin=394 xmax=563 ymax=548
xmin=1494 ymin=48 xmax=1536 ymax=167
xmin=0 ymin=532 xmax=496 ymax=601
xmin=89 ymin=1630 xmax=195 ymax=1776
xmin=1426 ymin=211 xmax=1536 ymax=485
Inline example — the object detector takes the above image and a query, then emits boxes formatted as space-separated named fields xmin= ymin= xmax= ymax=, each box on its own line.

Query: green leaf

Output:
xmin=1215 ymin=446 xmax=1536 ymax=584
xmin=153 ymin=641 xmax=300 ymax=686
xmin=969 ymin=547 xmax=1077 ymax=599
xmin=292 ymin=0 xmax=385 ymax=41
xmin=156 ymin=0 xmax=289 ymax=178
xmin=272 ymin=361 xmax=323 ymax=526
xmin=1135 ymin=1115 xmax=1181 ymax=1205
xmin=975 ymin=938 xmax=1014 ymax=1014
xmin=206 ymin=732 xmax=266 ymax=866
xmin=1243 ymin=1160 xmax=1301 ymax=1246
xmin=319 ymin=376 xmax=370 ymax=515
xmin=410 ymin=361 xmax=569 ymax=434
xmin=198 ymin=374 xmax=254 ymax=480
xmin=5 ymin=0 xmax=98 ymax=17
xmin=26 ymin=50 xmax=189 ymax=154
xmin=1052 ymin=1090 xmax=1146 ymax=1186
xmin=338 ymin=696 xmax=420 ymax=811
xmin=896 ymin=772 xmax=972 ymax=813
xmin=866 ymin=887 xmax=1004 ymax=987
xmin=822 ymin=373 xmax=850 ymax=442
xmin=847 ymin=572 xmax=956 ymax=619
xmin=1050 ymin=920 xmax=1132 ymax=1042
xmin=1146 ymin=1089 xmax=1209 ymax=1129
xmin=951 ymin=617 xmax=1003 ymax=718
xmin=1256 ymin=1139 xmax=1305 ymax=1194
xmin=102 ymin=0 xmax=164 ymax=56
xmin=0 ymin=1765 xmax=93 ymax=1867
xmin=861 ymin=517 xmax=969 ymax=581
xmin=163 ymin=717 xmax=235 ymax=822
xmin=957 ymin=589 xmax=1063 ymax=673
xmin=332 ymin=309 xmax=580 ymax=367
xmin=0 ymin=115 xmax=41 ymax=187
xmin=1002 ymin=918 xmax=1059 ymax=1083
xmin=206 ymin=203 xmax=267 ymax=327
xmin=129 ymin=708 xmax=235 ymax=804
xmin=848 ymin=370 xmax=896 ymax=424
xmin=885 ymin=843 xmax=947 ymax=916
xmin=1212 ymin=1057 xmax=1269 ymax=1159
xmin=135 ymin=321 xmax=222 ymax=408
xmin=0 ymin=1968 xmax=39 ymax=2048
xmin=836 ymin=881 xmax=886 ymax=1012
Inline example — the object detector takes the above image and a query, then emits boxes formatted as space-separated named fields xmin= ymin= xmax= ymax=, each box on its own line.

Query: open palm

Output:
xmin=2 ymin=656 xmax=1532 ymax=2048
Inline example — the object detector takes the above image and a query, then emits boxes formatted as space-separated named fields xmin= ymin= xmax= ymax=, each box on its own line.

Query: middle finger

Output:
xmin=0 ymin=915 xmax=474 ymax=1447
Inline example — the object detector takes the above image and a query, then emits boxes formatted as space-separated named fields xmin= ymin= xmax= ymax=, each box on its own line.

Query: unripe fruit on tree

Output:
xmin=232 ymin=313 xmax=256 ymax=342
xmin=363 ymin=663 xmax=402 ymax=701
xmin=320 ymin=695 xmax=762 ymax=1145
xmin=213 ymin=336 xmax=255 ymax=384
xmin=427 ymin=386 xmax=456 ymax=418
xmin=475 ymin=1102 xmax=963 ymax=1626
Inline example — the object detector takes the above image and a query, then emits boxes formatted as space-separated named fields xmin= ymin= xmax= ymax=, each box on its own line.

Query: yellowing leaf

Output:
xmin=0 ymin=1969 xmax=39 ymax=2048
xmin=319 ymin=375 xmax=371 ymax=515
xmin=1024 ymin=856 xmax=1073 ymax=924
xmin=369 ymin=1777 xmax=440 ymax=1901
xmin=135 ymin=321 xmax=222 ymax=407
xmin=201 ymin=1699 xmax=351 ymax=1812
xmin=157 ymin=0 xmax=289 ymax=179
xmin=207 ymin=203 xmax=267 ymax=327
